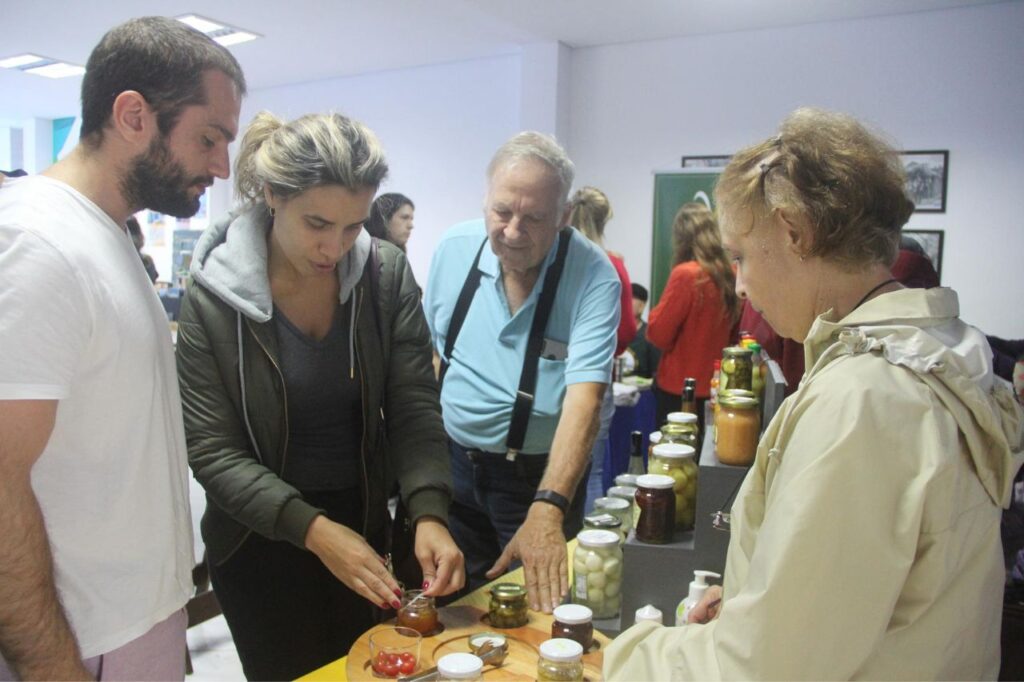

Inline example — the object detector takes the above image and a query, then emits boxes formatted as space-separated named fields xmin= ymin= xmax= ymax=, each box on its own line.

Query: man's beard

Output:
xmin=121 ymin=136 xmax=212 ymax=218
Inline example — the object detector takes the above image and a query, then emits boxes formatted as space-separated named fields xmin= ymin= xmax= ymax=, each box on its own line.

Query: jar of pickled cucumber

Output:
xmin=721 ymin=346 xmax=754 ymax=392
xmin=537 ymin=638 xmax=585 ymax=681
xmin=583 ymin=512 xmax=624 ymax=543
xmin=647 ymin=443 xmax=698 ymax=530
xmin=593 ymin=496 xmax=632 ymax=535
xmin=572 ymin=529 xmax=622 ymax=619
xmin=488 ymin=583 xmax=528 ymax=628
xmin=661 ymin=412 xmax=699 ymax=450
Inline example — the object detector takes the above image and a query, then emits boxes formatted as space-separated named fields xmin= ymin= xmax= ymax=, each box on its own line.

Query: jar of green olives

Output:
xmin=572 ymin=529 xmax=622 ymax=618
xmin=488 ymin=583 xmax=528 ymax=628
xmin=647 ymin=443 xmax=698 ymax=530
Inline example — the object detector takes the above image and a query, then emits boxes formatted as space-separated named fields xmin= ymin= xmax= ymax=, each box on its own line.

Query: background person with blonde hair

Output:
xmin=647 ymin=202 xmax=740 ymax=426
xmin=176 ymin=111 xmax=462 ymax=679
xmin=605 ymin=108 xmax=1022 ymax=680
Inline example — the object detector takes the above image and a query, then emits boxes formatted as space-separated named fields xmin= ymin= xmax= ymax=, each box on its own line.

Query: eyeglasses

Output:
xmin=710 ymin=474 xmax=745 ymax=533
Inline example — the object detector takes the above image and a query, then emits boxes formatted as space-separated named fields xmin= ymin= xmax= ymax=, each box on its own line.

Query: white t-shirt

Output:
xmin=0 ymin=176 xmax=193 ymax=658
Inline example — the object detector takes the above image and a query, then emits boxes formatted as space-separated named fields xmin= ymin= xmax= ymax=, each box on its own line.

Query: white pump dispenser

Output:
xmin=675 ymin=569 xmax=721 ymax=626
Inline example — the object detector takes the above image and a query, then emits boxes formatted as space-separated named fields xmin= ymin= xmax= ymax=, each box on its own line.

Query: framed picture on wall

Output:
xmin=902 ymin=229 xmax=944 ymax=282
xmin=681 ymin=155 xmax=731 ymax=168
xmin=899 ymin=150 xmax=948 ymax=213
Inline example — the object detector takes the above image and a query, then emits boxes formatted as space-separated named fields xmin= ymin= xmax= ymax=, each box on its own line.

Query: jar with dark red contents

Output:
xmin=550 ymin=604 xmax=594 ymax=651
xmin=634 ymin=474 xmax=676 ymax=544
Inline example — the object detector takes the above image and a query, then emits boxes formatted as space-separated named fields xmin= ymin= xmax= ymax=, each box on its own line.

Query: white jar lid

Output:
xmin=652 ymin=443 xmax=696 ymax=459
xmin=437 ymin=652 xmax=483 ymax=678
xmin=649 ymin=430 xmax=662 ymax=443
xmin=540 ymin=638 xmax=584 ymax=662
xmin=576 ymin=529 xmax=620 ymax=548
xmin=553 ymin=603 xmax=593 ymax=625
xmin=607 ymin=485 xmax=637 ymax=500
xmin=636 ymin=473 xmax=675 ymax=490
xmin=667 ymin=412 xmax=698 ymax=424
xmin=594 ymin=496 xmax=629 ymax=511
xmin=614 ymin=473 xmax=638 ymax=487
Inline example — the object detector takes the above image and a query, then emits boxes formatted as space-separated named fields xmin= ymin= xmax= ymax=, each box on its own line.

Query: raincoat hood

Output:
xmin=189 ymin=204 xmax=371 ymax=323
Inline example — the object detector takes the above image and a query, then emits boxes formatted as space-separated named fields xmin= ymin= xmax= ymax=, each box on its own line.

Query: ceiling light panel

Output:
xmin=0 ymin=54 xmax=46 ymax=69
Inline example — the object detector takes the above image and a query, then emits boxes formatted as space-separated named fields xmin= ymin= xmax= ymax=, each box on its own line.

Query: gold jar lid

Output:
xmin=722 ymin=346 xmax=753 ymax=358
xmin=490 ymin=583 xmax=527 ymax=601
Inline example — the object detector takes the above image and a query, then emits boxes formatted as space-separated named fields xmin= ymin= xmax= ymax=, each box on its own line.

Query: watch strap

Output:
xmin=532 ymin=489 xmax=570 ymax=515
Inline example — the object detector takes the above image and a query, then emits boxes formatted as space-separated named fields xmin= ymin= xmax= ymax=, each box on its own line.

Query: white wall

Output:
xmin=569 ymin=1 xmax=1024 ymax=337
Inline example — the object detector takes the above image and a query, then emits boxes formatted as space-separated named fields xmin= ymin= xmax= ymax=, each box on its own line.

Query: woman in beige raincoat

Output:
xmin=604 ymin=108 xmax=1023 ymax=680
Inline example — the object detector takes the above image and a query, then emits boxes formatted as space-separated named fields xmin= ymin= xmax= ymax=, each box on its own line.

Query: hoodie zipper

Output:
xmin=354 ymin=285 xmax=372 ymax=537
xmin=246 ymin=317 xmax=290 ymax=473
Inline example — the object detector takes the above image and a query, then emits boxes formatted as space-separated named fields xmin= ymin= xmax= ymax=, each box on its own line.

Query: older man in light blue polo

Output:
xmin=424 ymin=132 xmax=620 ymax=614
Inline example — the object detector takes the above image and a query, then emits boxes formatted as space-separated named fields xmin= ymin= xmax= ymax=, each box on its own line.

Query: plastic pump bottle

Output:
xmin=675 ymin=570 xmax=721 ymax=626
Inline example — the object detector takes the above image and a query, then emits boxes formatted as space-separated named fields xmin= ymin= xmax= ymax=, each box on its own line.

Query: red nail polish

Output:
xmin=391 ymin=599 xmax=402 ymax=609
xmin=422 ymin=581 xmax=430 ymax=590
xmin=394 ymin=588 xmax=403 ymax=598
xmin=381 ymin=602 xmax=390 ymax=610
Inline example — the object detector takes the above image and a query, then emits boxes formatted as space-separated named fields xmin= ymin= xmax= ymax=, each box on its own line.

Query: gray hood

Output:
xmin=190 ymin=204 xmax=371 ymax=322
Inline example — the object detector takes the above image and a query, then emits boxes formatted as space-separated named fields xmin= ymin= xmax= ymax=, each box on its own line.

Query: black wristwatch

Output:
xmin=532 ymin=489 xmax=570 ymax=515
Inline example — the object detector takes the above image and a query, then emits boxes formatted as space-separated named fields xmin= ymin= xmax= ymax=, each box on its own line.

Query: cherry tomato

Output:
xmin=398 ymin=652 xmax=415 ymax=665
xmin=382 ymin=661 xmax=399 ymax=677
xmin=399 ymin=658 xmax=416 ymax=675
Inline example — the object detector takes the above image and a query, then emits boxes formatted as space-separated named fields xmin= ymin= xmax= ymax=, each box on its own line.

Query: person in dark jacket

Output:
xmin=176 ymin=111 xmax=463 ymax=680
xmin=365 ymin=192 xmax=415 ymax=252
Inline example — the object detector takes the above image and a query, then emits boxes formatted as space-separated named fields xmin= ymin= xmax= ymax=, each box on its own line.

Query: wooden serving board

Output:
xmin=345 ymin=605 xmax=608 ymax=681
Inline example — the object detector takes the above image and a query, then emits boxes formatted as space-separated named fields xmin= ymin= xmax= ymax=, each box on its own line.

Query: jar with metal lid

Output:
xmin=537 ymin=638 xmax=584 ymax=682
xmin=593 ymin=496 xmax=632 ymax=535
xmin=488 ymin=583 xmax=528 ymax=628
xmin=716 ymin=391 xmax=760 ymax=466
xmin=397 ymin=589 xmax=439 ymax=635
xmin=661 ymin=412 xmax=699 ymax=450
xmin=721 ymin=346 xmax=754 ymax=392
xmin=551 ymin=603 xmax=594 ymax=651
xmin=572 ymin=529 xmax=622 ymax=618
xmin=583 ymin=512 xmax=623 ymax=543
xmin=634 ymin=474 xmax=676 ymax=544
xmin=437 ymin=653 xmax=483 ymax=681
xmin=647 ymin=443 xmax=698 ymax=530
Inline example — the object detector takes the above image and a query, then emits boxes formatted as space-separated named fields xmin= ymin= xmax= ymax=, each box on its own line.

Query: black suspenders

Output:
xmin=441 ymin=229 xmax=573 ymax=460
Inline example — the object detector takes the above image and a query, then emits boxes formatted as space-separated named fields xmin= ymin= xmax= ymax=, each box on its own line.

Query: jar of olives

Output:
xmin=583 ymin=512 xmax=623 ymax=543
xmin=593 ymin=495 xmax=632 ymax=535
xmin=551 ymin=603 xmax=594 ymax=650
xmin=634 ymin=474 xmax=676 ymax=544
xmin=572 ymin=529 xmax=622 ymax=618
xmin=661 ymin=412 xmax=699 ymax=450
xmin=647 ymin=443 xmax=698 ymax=530
xmin=537 ymin=638 xmax=585 ymax=682
xmin=488 ymin=583 xmax=528 ymax=628
xmin=721 ymin=346 xmax=754 ymax=392
xmin=716 ymin=392 xmax=760 ymax=466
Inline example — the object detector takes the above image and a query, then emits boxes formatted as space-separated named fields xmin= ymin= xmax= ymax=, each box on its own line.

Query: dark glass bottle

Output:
xmin=626 ymin=430 xmax=645 ymax=476
xmin=681 ymin=377 xmax=697 ymax=415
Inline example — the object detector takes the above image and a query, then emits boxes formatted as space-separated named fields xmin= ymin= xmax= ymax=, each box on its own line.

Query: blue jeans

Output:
xmin=448 ymin=440 xmax=589 ymax=590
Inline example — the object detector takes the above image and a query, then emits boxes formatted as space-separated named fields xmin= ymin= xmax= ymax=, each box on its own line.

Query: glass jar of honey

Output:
xmin=634 ymin=474 xmax=676 ymax=544
xmin=488 ymin=583 xmax=528 ymax=628
xmin=716 ymin=392 xmax=760 ymax=466
xmin=551 ymin=603 xmax=594 ymax=650
xmin=647 ymin=443 xmax=698 ymax=530
xmin=397 ymin=589 xmax=439 ymax=635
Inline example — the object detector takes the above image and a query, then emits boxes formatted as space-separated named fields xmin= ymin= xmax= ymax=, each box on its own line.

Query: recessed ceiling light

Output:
xmin=0 ymin=53 xmax=46 ymax=69
xmin=214 ymin=31 xmax=258 ymax=47
xmin=175 ymin=14 xmax=261 ymax=47
xmin=177 ymin=14 xmax=225 ymax=34
xmin=24 ymin=62 xmax=86 ymax=79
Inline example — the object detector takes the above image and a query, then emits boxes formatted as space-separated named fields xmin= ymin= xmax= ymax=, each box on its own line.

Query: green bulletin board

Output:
xmin=650 ymin=171 xmax=722 ymax=307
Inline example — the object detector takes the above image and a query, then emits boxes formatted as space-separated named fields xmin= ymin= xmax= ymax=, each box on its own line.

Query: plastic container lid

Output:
xmin=649 ymin=430 xmax=663 ymax=444
xmin=634 ymin=604 xmax=664 ymax=624
xmin=437 ymin=652 xmax=483 ymax=679
xmin=594 ymin=496 xmax=630 ymax=511
xmin=607 ymin=485 xmax=638 ymax=501
xmin=539 ymin=638 xmax=584 ymax=662
xmin=636 ymin=473 xmax=675 ymax=490
xmin=468 ymin=631 xmax=506 ymax=649
xmin=667 ymin=412 xmax=698 ymax=424
xmin=651 ymin=443 xmax=696 ymax=459
xmin=553 ymin=604 xmax=593 ymax=625
xmin=614 ymin=473 xmax=639 ymax=487
xmin=576 ymin=529 xmax=620 ymax=548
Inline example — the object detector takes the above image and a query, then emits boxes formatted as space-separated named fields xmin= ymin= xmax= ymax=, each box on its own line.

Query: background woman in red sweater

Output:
xmin=649 ymin=202 xmax=740 ymax=426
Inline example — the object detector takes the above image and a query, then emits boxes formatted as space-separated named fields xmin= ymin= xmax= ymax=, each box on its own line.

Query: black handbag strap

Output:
xmin=505 ymin=228 xmax=572 ymax=458
xmin=439 ymin=237 xmax=488 ymax=386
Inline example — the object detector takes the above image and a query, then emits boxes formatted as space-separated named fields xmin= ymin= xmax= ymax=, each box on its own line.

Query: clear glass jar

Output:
xmin=397 ymin=589 xmax=438 ymax=635
xmin=537 ymin=638 xmax=585 ymax=681
xmin=437 ymin=653 xmax=483 ymax=681
xmin=572 ymin=529 xmax=622 ymax=618
xmin=661 ymin=412 xmax=699 ymax=450
xmin=593 ymin=495 xmax=632 ymax=535
xmin=488 ymin=583 xmax=528 ymax=628
xmin=647 ymin=443 xmax=698 ymax=530
xmin=721 ymin=346 xmax=754 ymax=392
xmin=583 ymin=512 xmax=623 ymax=544
xmin=551 ymin=603 xmax=594 ymax=651
xmin=634 ymin=474 xmax=676 ymax=544
xmin=716 ymin=392 xmax=760 ymax=466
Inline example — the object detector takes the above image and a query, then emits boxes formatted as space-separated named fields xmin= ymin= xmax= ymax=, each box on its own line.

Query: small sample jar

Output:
xmin=593 ymin=495 xmax=632 ymax=535
xmin=537 ymin=638 xmax=585 ymax=682
xmin=551 ymin=603 xmax=594 ymax=651
xmin=397 ymin=589 xmax=438 ymax=635
xmin=614 ymin=473 xmax=639 ymax=488
xmin=661 ymin=412 xmax=699 ymax=450
xmin=488 ymin=583 xmax=528 ymax=628
xmin=721 ymin=346 xmax=754 ymax=392
xmin=437 ymin=653 xmax=483 ymax=681
xmin=647 ymin=443 xmax=699 ymax=530
xmin=572 ymin=529 xmax=622 ymax=618
xmin=716 ymin=392 xmax=760 ymax=466
xmin=634 ymin=474 xmax=676 ymax=544
xmin=583 ymin=512 xmax=623 ymax=543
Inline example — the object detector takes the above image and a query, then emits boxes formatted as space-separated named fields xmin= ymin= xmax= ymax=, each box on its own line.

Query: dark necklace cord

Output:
xmin=851 ymin=277 xmax=898 ymax=313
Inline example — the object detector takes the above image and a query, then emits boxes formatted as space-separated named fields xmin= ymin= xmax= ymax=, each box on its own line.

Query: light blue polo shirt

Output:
xmin=424 ymin=219 xmax=620 ymax=454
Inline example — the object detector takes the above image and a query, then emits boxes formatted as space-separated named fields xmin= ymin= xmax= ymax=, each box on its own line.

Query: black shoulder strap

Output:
xmin=505 ymin=228 xmax=572 ymax=458
xmin=439 ymin=237 xmax=488 ymax=386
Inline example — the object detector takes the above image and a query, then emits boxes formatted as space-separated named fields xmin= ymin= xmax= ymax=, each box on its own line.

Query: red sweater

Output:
xmin=608 ymin=252 xmax=637 ymax=356
xmin=648 ymin=261 xmax=733 ymax=398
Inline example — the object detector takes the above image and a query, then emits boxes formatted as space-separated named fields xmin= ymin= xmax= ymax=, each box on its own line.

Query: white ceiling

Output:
xmin=0 ymin=0 xmax=1008 ymax=120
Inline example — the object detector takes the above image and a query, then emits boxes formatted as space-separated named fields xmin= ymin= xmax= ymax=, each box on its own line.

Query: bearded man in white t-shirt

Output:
xmin=0 ymin=17 xmax=245 ymax=681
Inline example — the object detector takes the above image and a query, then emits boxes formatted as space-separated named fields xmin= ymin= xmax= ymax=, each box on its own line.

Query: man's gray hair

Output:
xmin=487 ymin=131 xmax=575 ymax=206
